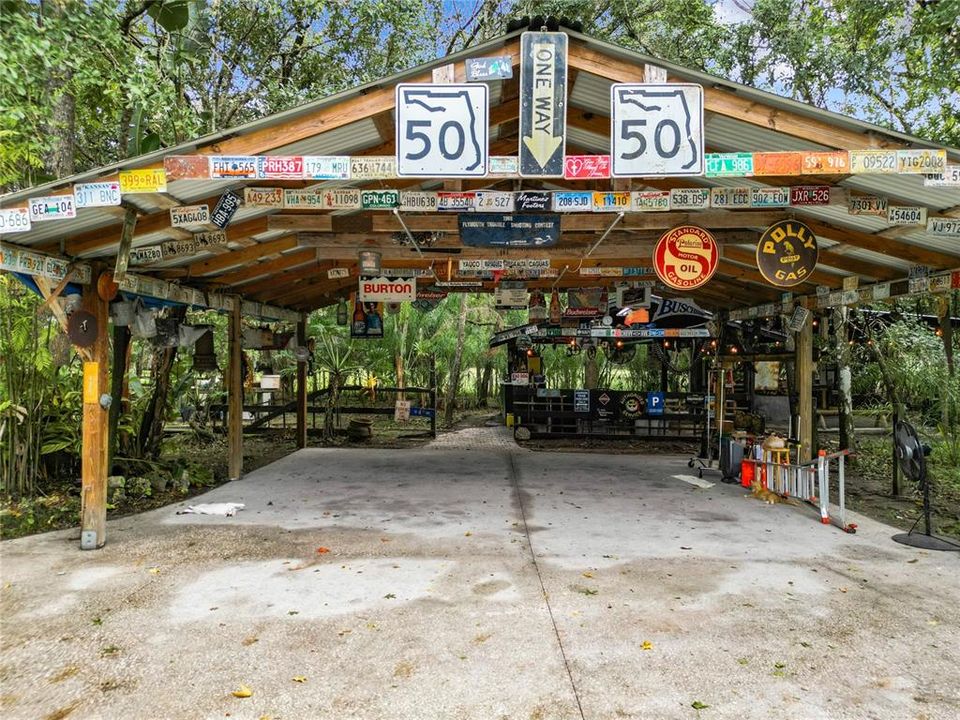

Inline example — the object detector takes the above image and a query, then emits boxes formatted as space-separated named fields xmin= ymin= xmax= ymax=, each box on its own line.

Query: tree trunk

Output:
xmin=395 ymin=352 xmax=405 ymax=401
xmin=584 ymin=350 xmax=599 ymax=389
xmin=443 ymin=294 xmax=468 ymax=426
xmin=479 ymin=362 xmax=493 ymax=405
xmin=136 ymin=307 xmax=186 ymax=459
xmin=833 ymin=307 xmax=856 ymax=452
xmin=42 ymin=1 xmax=75 ymax=181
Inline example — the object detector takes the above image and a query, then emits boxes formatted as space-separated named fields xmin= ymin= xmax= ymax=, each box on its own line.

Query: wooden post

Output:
xmin=796 ymin=310 xmax=814 ymax=463
xmin=296 ymin=314 xmax=308 ymax=449
xmin=227 ymin=299 xmax=243 ymax=480
xmin=80 ymin=272 xmax=110 ymax=550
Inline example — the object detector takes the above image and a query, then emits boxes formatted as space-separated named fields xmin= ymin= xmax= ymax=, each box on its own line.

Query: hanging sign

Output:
xmin=209 ymin=156 xmax=258 ymax=179
xmin=631 ymin=190 xmax=671 ymax=212
xmin=564 ymin=288 xmax=604 ymax=317
xmin=801 ymin=151 xmax=850 ymax=174
xmin=710 ymin=187 xmax=751 ymax=209
xmin=170 ymin=205 xmax=210 ymax=227
xmin=283 ymin=189 xmax=323 ymax=209
xmin=28 ymin=195 xmax=76 ymax=222
xmin=361 ymin=189 xmax=399 ymax=209
xmin=257 ymin=156 xmax=303 ymax=179
xmin=211 ymin=190 xmax=242 ymax=228
xmin=930 ymin=274 xmax=952 ymax=294
xmin=395 ymin=84 xmax=489 ymax=176
xmin=564 ymin=155 xmax=610 ymax=179
xmin=119 ymin=168 xmax=167 ymax=193
xmin=519 ymin=31 xmax=567 ymax=177
xmin=303 ymin=156 xmax=350 ymax=179
xmin=750 ymin=187 xmax=790 ymax=208
xmin=847 ymin=194 xmax=887 ymax=216
xmin=74 ymin=182 xmax=121 ymax=208
xmin=488 ymin=156 xmax=519 ymax=177
xmin=886 ymin=205 xmax=927 ymax=225
xmin=756 ymin=220 xmax=819 ymax=287
xmin=495 ymin=285 xmax=528 ymax=309
xmin=399 ymin=191 xmax=439 ymax=212
xmin=669 ymin=188 xmax=709 ymax=210
xmin=163 ymin=155 xmax=210 ymax=180
xmin=593 ymin=191 xmax=630 ymax=212
xmin=848 ymin=150 xmax=897 ymax=174
xmin=358 ymin=276 xmax=416 ymax=302
xmin=350 ymin=155 xmax=395 ymax=179
xmin=466 ymin=56 xmax=513 ymax=81
xmin=437 ymin=191 xmax=476 ymax=211
xmin=327 ymin=267 xmax=351 ymax=279
xmin=927 ymin=217 xmax=960 ymax=237
xmin=0 ymin=207 xmax=31 ymax=233
xmin=752 ymin=152 xmax=802 ymax=176
xmin=321 ymin=188 xmax=362 ymax=210
xmin=244 ymin=187 xmax=284 ymax=207
xmin=474 ymin=191 xmax=515 ymax=212
xmin=705 ymin=152 xmax=753 ymax=177
xmin=653 ymin=225 xmax=718 ymax=290
xmin=515 ymin=190 xmax=552 ymax=212
xmin=552 ymin=191 xmax=592 ymax=212
xmin=897 ymin=149 xmax=946 ymax=175
xmin=394 ymin=399 xmax=412 ymax=422
xmin=611 ymin=84 xmax=704 ymax=177
xmin=459 ymin=214 xmax=559 ymax=247
xmin=790 ymin=186 xmax=830 ymax=205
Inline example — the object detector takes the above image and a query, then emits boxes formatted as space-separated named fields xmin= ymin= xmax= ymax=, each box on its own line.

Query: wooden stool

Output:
xmin=764 ymin=448 xmax=790 ymax=492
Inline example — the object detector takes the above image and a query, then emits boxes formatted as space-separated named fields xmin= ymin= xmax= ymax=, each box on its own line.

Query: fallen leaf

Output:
xmin=316 ymin=547 xmax=330 ymax=554
xmin=384 ymin=593 xmax=396 ymax=599
xmin=242 ymin=636 xmax=258 ymax=646
xmin=291 ymin=676 xmax=307 ymax=683
xmin=232 ymin=685 xmax=253 ymax=698
xmin=464 ymin=532 xmax=472 ymax=537
xmin=641 ymin=640 xmax=653 ymax=651
xmin=907 ymin=559 xmax=919 ymax=564
xmin=582 ymin=571 xmax=594 ymax=578
xmin=691 ymin=700 xmax=709 ymax=710
xmin=839 ymin=587 xmax=848 ymax=593
xmin=288 ymin=610 xmax=299 ymax=615
xmin=737 ymin=658 xmax=749 ymax=666
xmin=148 ymin=567 xmax=160 ymax=574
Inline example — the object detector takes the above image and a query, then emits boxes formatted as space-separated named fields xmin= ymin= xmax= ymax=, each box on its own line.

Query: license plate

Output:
xmin=244 ymin=187 xmax=284 ymax=207
xmin=752 ymin=152 xmax=801 ymax=176
xmin=923 ymin=164 xmax=960 ymax=186
xmin=847 ymin=194 xmax=887 ymax=216
xmin=848 ymin=150 xmax=897 ymax=174
xmin=564 ymin=155 xmax=610 ymax=179
xmin=552 ymin=191 xmax=592 ymax=211
xmin=283 ymin=189 xmax=324 ymax=208
xmin=790 ymin=186 xmax=830 ymax=205
xmin=209 ymin=156 xmax=258 ymax=179
xmin=488 ymin=156 xmax=519 ymax=177
xmin=669 ymin=188 xmax=709 ymax=210
xmin=170 ymin=205 xmax=210 ymax=227
xmin=74 ymin=182 xmax=121 ymax=207
xmin=886 ymin=206 xmax=926 ymax=225
xmin=194 ymin=231 xmax=227 ymax=248
xmin=129 ymin=246 xmax=164 ymax=265
xmin=474 ymin=191 xmax=515 ymax=211
xmin=631 ymin=190 xmax=670 ymax=211
xmin=303 ymin=156 xmax=350 ymax=179
xmin=705 ymin=152 xmax=753 ymax=177
xmin=710 ymin=187 xmax=751 ymax=208
xmin=592 ymin=191 xmax=630 ymax=211
xmin=750 ymin=187 xmax=790 ymax=207
xmin=350 ymin=156 xmax=395 ymax=179
xmin=0 ymin=207 xmax=31 ymax=233
xmin=897 ymin=149 xmax=946 ymax=174
xmin=801 ymin=151 xmax=850 ymax=174
xmin=119 ymin=168 xmax=167 ymax=193
xmin=361 ymin=190 xmax=399 ymax=209
xmin=437 ymin=192 xmax=476 ymax=211
xmin=28 ymin=195 xmax=76 ymax=222
xmin=927 ymin=217 xmax=960 ymax=237
xmin=257 ymin=156 xmax=303 ymax=179
xmin=321 ymin=188 xmax=362 ymax=209
xmin=399 ymin=191 xmax=439 ymax=212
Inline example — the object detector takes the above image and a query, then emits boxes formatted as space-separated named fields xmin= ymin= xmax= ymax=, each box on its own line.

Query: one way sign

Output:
xmin=519 ymin=31 xmax=567 ymax=177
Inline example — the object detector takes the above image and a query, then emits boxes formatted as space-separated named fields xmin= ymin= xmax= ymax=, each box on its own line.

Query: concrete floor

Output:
xmin=1 ymin=429 xmax=958 ymax=720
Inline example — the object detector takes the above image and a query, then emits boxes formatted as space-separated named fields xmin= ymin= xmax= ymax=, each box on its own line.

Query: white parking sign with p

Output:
xmin=611 ymin=84 xmax=704 ymax=177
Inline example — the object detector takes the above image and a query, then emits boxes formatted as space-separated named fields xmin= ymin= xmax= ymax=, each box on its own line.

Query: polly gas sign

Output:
xmin=756 ymin=220 xmax=819 ymax=287
xmin=652 ymin=225 xmax=719 ymax=290
xmin=358 ymin=276 xmax=416 ymax=303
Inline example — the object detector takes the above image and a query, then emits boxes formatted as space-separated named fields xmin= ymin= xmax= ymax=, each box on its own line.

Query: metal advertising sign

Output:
xmin=211 ymin=191 xmax=242 ymax=228
xmin=399 ymin=191 xmax=439 ymax=212
xmin=257 ymin=156 xmax=303 ymax=179
xmin=459 ymin=214 xmax=559 ymax=247
xmin=283 ymin=189 xmax=323 ymax=209
xmin=552 ymin=191 xmax=592 ymax=212
xmin=360 ymin=190 xmax=399 ymax=209
xmin=669 ymin=188 xmax=709 ymax=210
xmin=593 ymin=191 xmax=630 ymax=212
xmin=244 ymin=187 xmax=284 ymax=207
xmin=488 ymin=156 xmax=519 ymax=177
xmin=564 ymin=155 xmax=610 ymax=179
xmin=611 ymin=84 xmax=704 ymax=177
xmin=515 ymin=190 xmax=552 ymax=212
xmin=886 ymin=205 xmax=927 ymax=226
xmin=710 ymin=187 xmax=751 ymax=209
xmin=395 ymin=84 xmax=489 ymax=177
xmin=163 ymin=155 xmax=210 ymax=180
xmin=756 ymin=220 xmax=819 ymax=287
xmin=320 ymin=188 xmax=362 ymax=210
xmin=303 ymin=156 xmax=350 ymax=179
xmin=209 ymin=156 xmax=258 ymax=179
xmin=564 ymin=288 xmax=604 ymax=317
xmin=437 ymin=191 xmax=476 ymax=212
xmin=358 ymin=276 xmax=416 ymax=303
xmin=897 ymin=149 xmax=946 ymax=174
xmin=466 ymin=56 xmax=513 ymax=81
xmin=28 ymin=195 xmax=76 ymax=222
xmin=847 ymin=194 xmax=887 ymax=216
xmin=927 ymin=217 xmax=960 ymax=237
xmin=752 ymin=152 xmax=802 ymax=176
xmin=705 ymin=152 xmax=753 ymax=177
xmin=474 ymin=191 xmax=515 ymax=212
xmin=750 ymin=187 xmax=790 ymax=208
xmin=74 ymin=182 xmax=121 ymax=208
xmin=0 ymin=207 xmax=31 ymax=234
xmin=170 ymin=205 xmax=210 ymax=228
xmin=652 ymin=225 xmax=719 ymax=290
xmin=519 ymin=31 xmax=567 ymax=177
xmin=848 ymin=150 xmax=897 ymax=174
xmin=350 ymin=155 xmax=395 ymax=179
xmin=119 ymin=168 xmax=167 ymax=193
xmin=789 ymin=186 xmax=830 ymax=205
xmin=631 ymin=190 xmax=671 ymax=212
xmin=801 ymin=151 xmax=850 ymax=174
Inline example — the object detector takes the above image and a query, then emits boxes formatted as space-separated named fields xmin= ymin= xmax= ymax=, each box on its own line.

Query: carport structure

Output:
xmin=1 ymin=26 xmax=959 ymax=550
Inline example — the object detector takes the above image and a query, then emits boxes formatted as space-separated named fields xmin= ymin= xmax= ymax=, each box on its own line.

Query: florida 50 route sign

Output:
xmin=611 ymin=84 xmax=704 ymax=177
xmin=395 ymin=84 xmax=488 ymax=177
xmin=653 ymin=225 xmax=718 ymax=290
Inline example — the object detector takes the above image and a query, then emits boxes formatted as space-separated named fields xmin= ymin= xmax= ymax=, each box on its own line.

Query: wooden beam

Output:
xmin=186 ymin=236 xmax=301 ymax=277
xmin=227 ymin=299 xmax=243 ymax=480
xmin=722 ymin=245 xmax=845 ymax=288
xmin=208 ymin=248 xmax=318 ymax=287
xmin=296 ymin=315 xmax=308 ymax=449
xmin=796 ymin=310 xmax=814 ymax=462
xmin=80 ymin=271 xmax=110 ymax=549
xmin=801 ymin=218 xmax=960 ymax=269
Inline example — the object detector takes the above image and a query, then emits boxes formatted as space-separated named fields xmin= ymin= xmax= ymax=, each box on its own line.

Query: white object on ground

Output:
xmin=177 ymin=503 xmax=246 ymax=517
xmin=671 ymin=474 xmax=715 ymax=489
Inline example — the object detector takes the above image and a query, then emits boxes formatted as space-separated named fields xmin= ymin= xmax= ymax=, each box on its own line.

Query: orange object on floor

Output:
xmin=741 ymin=459 xmax=754 ymax=487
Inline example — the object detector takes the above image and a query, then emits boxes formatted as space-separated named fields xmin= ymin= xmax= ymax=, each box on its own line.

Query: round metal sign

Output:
xmin=67 ymin=310 xmax=98 ymax=347
xmin=97 ymin=271 xmax=120 ymax=302
xmin=653 ymin=225 xmax=719 ymax=290
xmin=756 ymin=220 xmax=819 ymax=287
